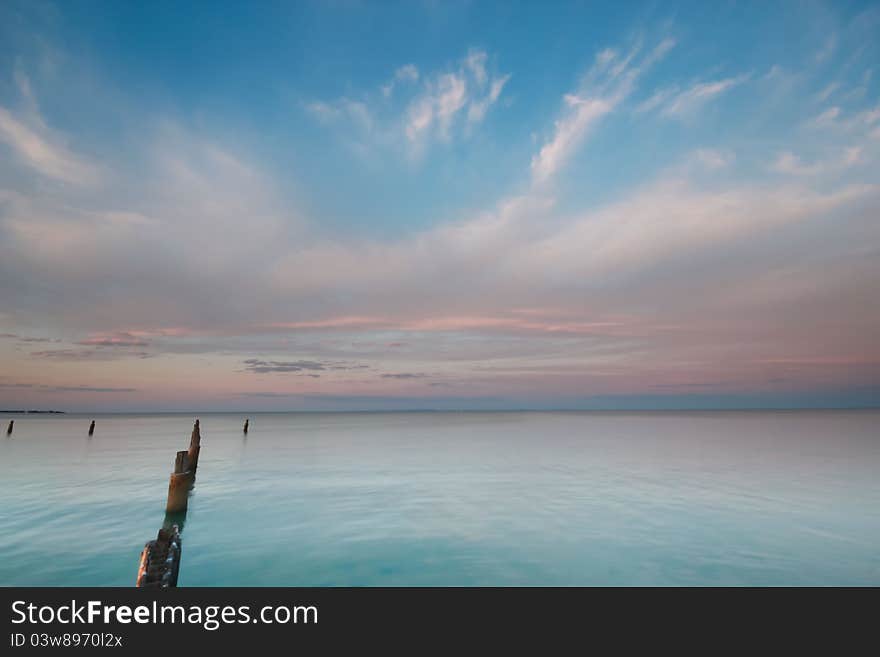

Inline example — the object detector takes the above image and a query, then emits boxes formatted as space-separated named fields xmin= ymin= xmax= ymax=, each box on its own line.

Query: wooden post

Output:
xmin=6 ymin=420 xmax=12 ymax=436
xmin=136 ymin=524 xmax=182 ymax=588
xmin=166 ymin=450 xmax=192 ymax=513
xmin=243 ymin=418 xmax=249 ymax=434
xmin=88 ymin=420 xmax=95 ymax=436
xmin=174 ymin=450 xmax=190 ymax=473
xmin=187 ymin=419 xmax=201 ymax=473
xmin=138 ymin=420 xmax=207 ymax=586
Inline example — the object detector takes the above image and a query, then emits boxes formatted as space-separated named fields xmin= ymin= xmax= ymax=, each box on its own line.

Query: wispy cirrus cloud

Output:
xmin=655 ymin=73 xmax=750 ymax=118
xmin=0 ymin=74 xmax=100 ymax=186
xmin=770 ymin=147 xmax=863 ymax=176
xmin=806 ymin=106 xmax=841 ymax=128
xmin=381 ymin=64 xmax=419 ymax=98
xmin=304 ymin=98 xmax=373 ymax=132
xmin=815 ymin=82 xmax=840 ymax=103
xmin=531 ymin=36 xmax=676 ymax=183
xmin=304 ymin=48 xmax=510 ymax=156
xmin=467 ymin=73 xmax=511 ymax=124
xmin=404 ymin=48 xmax=510 ymax=146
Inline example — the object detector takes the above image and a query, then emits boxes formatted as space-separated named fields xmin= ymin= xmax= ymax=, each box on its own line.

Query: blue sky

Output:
xmin=1 ymin=1 xmax=879 ymax=410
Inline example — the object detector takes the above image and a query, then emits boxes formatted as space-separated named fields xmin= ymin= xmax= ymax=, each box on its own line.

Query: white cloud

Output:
xmin=308 ymin=49 xmax=509 ymax=153
xmin=635 ymin=86 xmax=677 ymax=113
xmin=396 ymin=64 xmax=419 ymax=82
xmin=814 ymin=104 xmax=880 ymax=136
xmin=0 ymin=104 xmax=100 ymax=186
xmin=304 ymin=100 xmax=341 ymax=123
xmin=642 ymin=37 xmax=677 ymax=68
xmin=807 ymin=106 xmax=841 ymax=128
xmin=595 ymin=48 xmax=616 ymax=67
xmin=771 ymin=152 xmax=823 ymax=176
xmin=464 ymin=49 xmax=488 ymax=87
xmin=304 ymin=98 xmax=372 ymax=132
xmin=404 ymin=49 xmax=509 ymax=146
xmin=859 ymin=104 xmax=880 ymax=125
xmin=467 ymin=73 xmax=511 ymax=124
xmin=404 ymin=95 xmax=434 ymax=142
xmin=381 ymin=64 xmax=419 ymax=97
xmin=842 ymin=146 xmax=863 ymax=166
xmin=689 ymin=148 xmax=733 ymax=170
xmin=659 ymin=73 xmax=750 ymax=118
xmin=403 ymin=72 xmax=470 ymax=142
xmin=770 ymin=147 xmax=863 ymax=176
xmin=530 ymin=95 xmax=612 ymax=183
xmin=13 ymin=67 xmax=38 ymax=110
xmin=257 ymin=166 xmax=879 ymax=351
xmin=433 ymin=73 xmax=468 ymax=139
xmin=531 ymin=36 xmax=676 ymax=184
xmin=763 ymin=64 xmax=784 ymax=80
xmin=815 ymin=82 xmax=839 ymax=103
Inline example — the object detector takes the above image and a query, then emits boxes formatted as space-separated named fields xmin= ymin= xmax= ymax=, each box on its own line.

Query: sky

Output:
xmin=0 ymin=0 xmax=879 ymax=412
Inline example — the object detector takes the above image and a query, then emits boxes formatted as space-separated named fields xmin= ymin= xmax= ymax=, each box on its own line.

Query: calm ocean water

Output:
xmin=1 ymin=410 xmax=878 ymax=586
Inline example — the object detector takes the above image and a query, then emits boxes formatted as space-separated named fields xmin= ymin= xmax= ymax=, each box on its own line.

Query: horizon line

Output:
xmin=3 ymin=406 xmax=879 ymax=415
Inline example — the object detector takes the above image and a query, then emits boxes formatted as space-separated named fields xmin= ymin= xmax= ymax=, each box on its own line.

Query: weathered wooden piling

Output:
xmin=139 ymin=419 xmax=205 ymax=585
xmin=88 ymin=420 xmax=95 ymax=436
xmin=6 ymin=420 xmax=12 ymax=435
xmin=243 ymin=418 xmax=249 ymax=434
xmin=187 ymin=419 xmax=201 ymax=473
xmin=136 ymin=524 xmax=182 ymax=587
xmin=165 ymin=450 xmax=193 ymax=513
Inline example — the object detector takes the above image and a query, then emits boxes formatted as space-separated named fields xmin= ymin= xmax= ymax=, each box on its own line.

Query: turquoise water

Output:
xmin=1 ymin=410 xmax=878 ymax=586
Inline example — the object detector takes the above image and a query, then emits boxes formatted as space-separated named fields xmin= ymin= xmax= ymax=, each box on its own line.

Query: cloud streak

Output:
xmin=0 ymin=382 xmax=136 ymax=393
xmin=0 ymin=81 xmax=100 ymax=186
xmin=404 ymin=49 xmax=510 ymax=146
xmin=242 ymin=359 xmax=370 ymax=374
xmin=659 ymin=73 xmax=750 ymax=117
xmin=304 ymin=48 xmax=510 ymax=157
xmin=531 ymin=37 xmax=676 ymax=183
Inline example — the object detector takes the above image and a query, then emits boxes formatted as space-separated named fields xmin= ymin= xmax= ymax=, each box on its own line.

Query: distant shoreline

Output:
xmin=2 ymin=408 xmax=877 ymax=415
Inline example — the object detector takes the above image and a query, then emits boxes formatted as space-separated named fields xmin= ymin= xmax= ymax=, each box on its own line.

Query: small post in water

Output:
xmin=6 ymin=420 xmax=12 ymax=436
xmin=88 ymin=420 xmax=95 ymax=436
xmin=166 ymin=450 xmax=193 ymax=513
xmin=187 ymin=419 xmax=201 ymax=473
xmin=243 ymin=418 xmax=249 ymax=434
